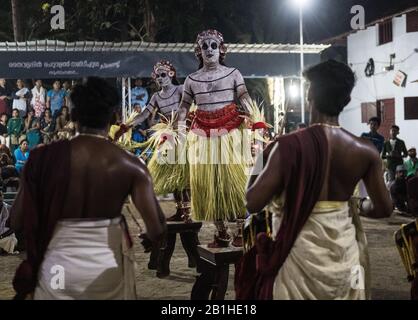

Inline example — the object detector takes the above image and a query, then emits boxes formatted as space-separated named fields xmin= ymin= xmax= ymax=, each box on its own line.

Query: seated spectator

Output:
xmin=7 ymin=109 xmax=24 ymax=153
xmin=40 ymin=108 xmax=55 ymax=144
xmin=25 ymin=112 xmax=42 ymax=150
xmin=0 ymin=191 xmax=18 ymax=255
xmin=0 ymin=113 xmax=9 ymax=148
xmin=14 ymin=139 xmax=29 ymax=174
xmin=407 ymin=171 xmax=418 ymax=216
xmin=0 ymin=148 xmax=19 ymax=192
xmin=389 ymin=165 xmax=408 ymax=213
xmin=56 ymin=106 xmax=75 ymax=140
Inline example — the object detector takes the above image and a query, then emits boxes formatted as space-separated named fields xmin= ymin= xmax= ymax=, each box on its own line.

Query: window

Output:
xmin=405 ymin=97 xmax=418 ymax=120
xmin=378 ymin=20 xmax=393 ymax=45
xmin=407 ymin=10 xmax=418 ymax=33
xmin=361 ymin=102 xmax=377 ymax=123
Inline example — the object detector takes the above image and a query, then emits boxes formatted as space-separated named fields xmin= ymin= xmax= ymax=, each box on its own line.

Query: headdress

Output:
xmin=194 ymin=29 xmax=227 ymax=62
xmin=151 ymin=60 xmax=176 ymax=79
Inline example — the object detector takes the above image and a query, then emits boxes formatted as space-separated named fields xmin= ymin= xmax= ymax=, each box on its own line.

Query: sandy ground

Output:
xmin=0 ymin=200 xmax=414 ymax=300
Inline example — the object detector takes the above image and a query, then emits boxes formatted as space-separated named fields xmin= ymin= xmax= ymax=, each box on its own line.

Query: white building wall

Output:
xmin=340 ymin=13 xmax=418 ymax=149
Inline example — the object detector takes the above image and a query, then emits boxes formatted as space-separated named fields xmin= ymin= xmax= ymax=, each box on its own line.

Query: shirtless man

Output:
xmin=11 ymin=77 xmax=166 ymax=300
xmin=237 ymin=59 xmax=392 ymax=300
xmin=176 ymin=29 xmax=252 ymax=247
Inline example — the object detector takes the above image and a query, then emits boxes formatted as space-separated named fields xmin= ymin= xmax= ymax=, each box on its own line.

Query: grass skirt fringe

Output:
xmin=188 ymin=127 xmax=252 ymax=221
xmin=146 ymin=125 xmax=189 ymax=195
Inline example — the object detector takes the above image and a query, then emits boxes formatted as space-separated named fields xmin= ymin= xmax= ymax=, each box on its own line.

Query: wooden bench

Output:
xmin=191 ymin=244 xmax=243 ymax=300
xmin=148 ymin=221 xmax=202 ymax=278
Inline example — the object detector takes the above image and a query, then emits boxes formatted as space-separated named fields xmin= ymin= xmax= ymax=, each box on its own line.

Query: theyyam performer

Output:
xmin=175 ymin=29 xmax=255 ymax=248
xmin=115 ymin=60 xmax=191 ymax=222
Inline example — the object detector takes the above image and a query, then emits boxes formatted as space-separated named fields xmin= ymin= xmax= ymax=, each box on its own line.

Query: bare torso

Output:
xmin=60 ymin=135 xmax=142 ymax=219
xmin=246 ymin=125 xmax=392 ymax=218
xmin=148 ymin=84 xmax=183 ymax=120
xmin=182 ymin=65 xmax=247 ymax=111
xmin=317 ymin=127 xmax=380 ymax=201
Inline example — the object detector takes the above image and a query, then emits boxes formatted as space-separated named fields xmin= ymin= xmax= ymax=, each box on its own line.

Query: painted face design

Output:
xmin=200 ymin=39 xmax=220 ymax=65
xmin=155 ymin=68 xmax=172 ymax=87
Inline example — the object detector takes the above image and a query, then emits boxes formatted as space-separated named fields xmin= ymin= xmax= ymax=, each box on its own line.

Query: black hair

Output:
xmin=391 ymin=125 xmax=400 ymax=131
xmin=297 ymin=122 xmax=307 ymax=128
xmin=303 ymin=59 xmax=355 ymax=117
xmin=70 ymin=77 xmax=119 ymax=129
xmin=368 ymin=117 xmax=381 ymax=126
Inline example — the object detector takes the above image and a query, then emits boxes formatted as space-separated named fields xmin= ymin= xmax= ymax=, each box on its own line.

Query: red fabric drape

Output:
xmin=191 ymin=103 xmax=244 ymax=137
xmin=235 ymin=126 xmax=328 ymax=300
xmin=13 ymin=140 xmax=71 ymax=299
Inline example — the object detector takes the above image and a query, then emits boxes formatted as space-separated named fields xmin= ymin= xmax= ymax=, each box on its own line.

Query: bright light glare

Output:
xmin=289 ymin=83 xmax=299 ymax=98
xmin=292 ymin=0 xmax=310 ymax=8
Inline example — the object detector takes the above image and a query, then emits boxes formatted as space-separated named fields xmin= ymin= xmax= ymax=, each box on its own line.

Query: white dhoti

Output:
xmin=272 ymin=201 xmax=370 ymax=300
xmin=34 ymin=217 xmax=137 ymax=300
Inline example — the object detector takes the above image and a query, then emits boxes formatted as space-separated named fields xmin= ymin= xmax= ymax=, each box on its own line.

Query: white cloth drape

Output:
xmin=34 ymin=217 xmax=137 ymax=300
xmin=272 ymin=201 xmax=370 ymax=300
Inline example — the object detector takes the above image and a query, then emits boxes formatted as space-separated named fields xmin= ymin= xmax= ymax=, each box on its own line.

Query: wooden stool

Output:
xmin=148 ymin=221 xmax=202 ymax=278
xmin=191 ymin=244 xmax=243 ymax=300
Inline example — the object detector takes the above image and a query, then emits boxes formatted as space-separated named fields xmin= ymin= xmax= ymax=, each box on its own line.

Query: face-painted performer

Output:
xmin=176 ymin=29 xmax=253 ymax=248
xmin=132 ymin=61 xmax=192 ymax=223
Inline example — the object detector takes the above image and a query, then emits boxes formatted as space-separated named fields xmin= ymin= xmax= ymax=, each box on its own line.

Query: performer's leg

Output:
xmin=181 ymin=189 xmax=192 ymax=223
xmin=166 ymin=190 xmax=183 ymax=221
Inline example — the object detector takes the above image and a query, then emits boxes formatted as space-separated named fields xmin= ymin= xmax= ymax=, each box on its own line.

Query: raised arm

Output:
xmin=176 ymin=77 xmax=193 ymax=123
xmin=130 ymin=159 xmax=166 ymax=242
xmin=246 ymin=142 xmax=283 ymax=213
xmin=362 ymin=152 xmax=393 ymax=218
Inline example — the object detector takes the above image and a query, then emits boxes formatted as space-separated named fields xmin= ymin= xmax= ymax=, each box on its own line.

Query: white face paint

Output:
xmin=200 ymin=39 xmax=220 ymax=65
xmin=155 ymin=68 xmax=172 ymax=87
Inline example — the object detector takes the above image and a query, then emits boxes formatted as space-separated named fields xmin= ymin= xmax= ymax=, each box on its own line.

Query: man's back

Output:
xmin=319 ymin=126 xmax=383 ymax=201
xmin=61 ymin=135 xmax=141 ymax=220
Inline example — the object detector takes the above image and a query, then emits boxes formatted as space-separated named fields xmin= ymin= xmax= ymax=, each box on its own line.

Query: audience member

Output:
xmin=24 ymin=110 xmax=41 ymax=150
xmin=14 ymin=139 xmax=29 ymax=174
xmin=131 ymin=78 xmax=149 ymax=111
xmin=0 ymin=113 xmax=9 ymax=148
xmin=389 ymin=164 xmax=408 ymax=213
xmin=382 ymin=125 xmax=408 ymax=182
xmin=40 ymin=108 xmax=56 ymax=144
xmin=46 ymin=80 xmax=67 ymax=118
xmin=12 ymin=79 xmax=30 ymax=117
xmin=31 ymin=79 xmax=46 ymax=118
xmin=0 ymin=191 xmax=18 ymax=255
xmin=0 ymin=78 xmax=10 ymax=115
xmin=404 ymin=147 xmax=418 ymax=178
xmin=56 ymin=106 xmax=75 ymax=140
xmin=7 ymin=109 xmax=24 ymax=153
xmin=361 ymin=117 xmax=385 ymax=153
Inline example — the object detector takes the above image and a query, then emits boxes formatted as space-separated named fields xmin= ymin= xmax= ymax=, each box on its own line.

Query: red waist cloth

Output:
xmin=234 ymin=126 xmax=328 ymax=300
xmin=191 ymin=103 xmax=244 ymax=137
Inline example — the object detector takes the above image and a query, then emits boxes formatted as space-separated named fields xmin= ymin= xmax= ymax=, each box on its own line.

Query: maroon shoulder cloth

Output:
xmin=12 ymin=140 xmax=71 ymax=299
xmin=235 ymin=126 xmax=328 ymax=300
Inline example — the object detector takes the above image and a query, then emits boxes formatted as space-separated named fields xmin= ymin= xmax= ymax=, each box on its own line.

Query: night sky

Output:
xmin=267 ymin=0 xmax=418 ymax=43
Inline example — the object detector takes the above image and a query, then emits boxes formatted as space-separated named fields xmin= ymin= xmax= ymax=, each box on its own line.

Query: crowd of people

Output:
xmin=361 ymin=118 xmax=418 ymax=216
xmin=0 ymin=79 xmax=78 ymax=188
